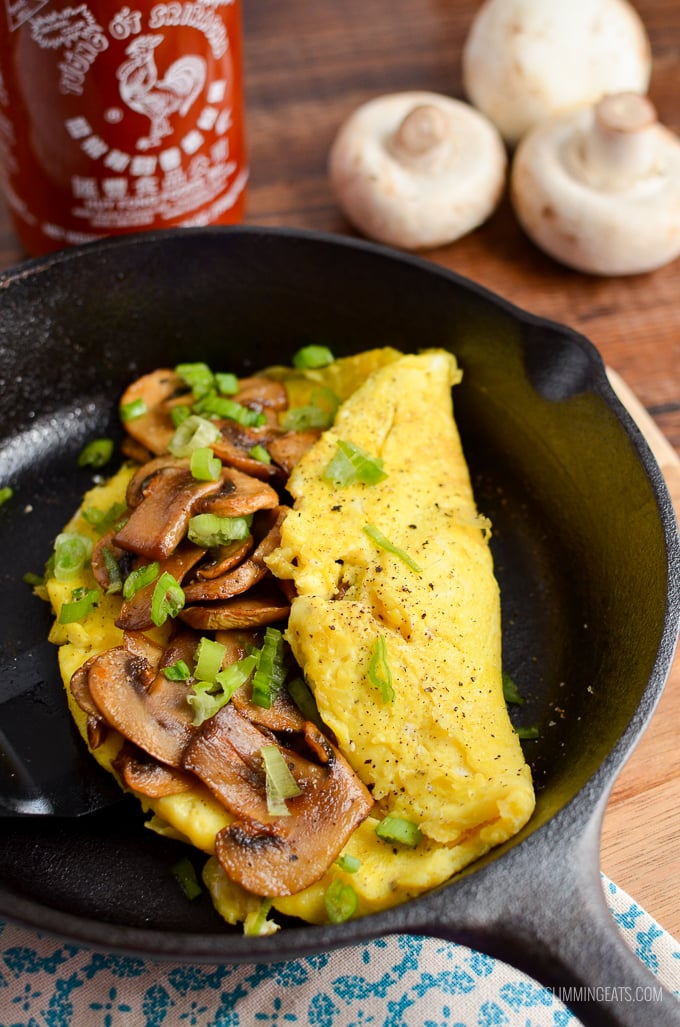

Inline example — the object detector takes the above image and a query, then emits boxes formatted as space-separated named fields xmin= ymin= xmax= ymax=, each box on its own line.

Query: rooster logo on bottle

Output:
xmin=116 ymin=35 xmax=206 ymax=150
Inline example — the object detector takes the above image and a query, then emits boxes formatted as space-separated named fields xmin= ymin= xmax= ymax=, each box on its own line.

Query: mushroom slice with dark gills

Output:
xmin=113 ymin=742 xmax=195 ymax=798
xmin=183 ymin=706 xmax=373 ymax=896
xmin=180 ymin=580 xmax=290 ymax=631
xmin=119 ymin=369 xmax=189 ymax=456
xmin=182 ymin=507 xmax=288 ymax=604
xmin=266 ymin=430 xmax=321 ymax=478
xmin=86 ymin=634 xmax=200 ymax=767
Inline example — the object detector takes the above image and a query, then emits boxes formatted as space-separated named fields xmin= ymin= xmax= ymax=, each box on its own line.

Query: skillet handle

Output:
xmin=419 ymin=814 xmax=680 ymax=1027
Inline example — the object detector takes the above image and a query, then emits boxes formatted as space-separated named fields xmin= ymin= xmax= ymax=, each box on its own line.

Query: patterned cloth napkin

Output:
xmin=1 ymin=876 xmax=678 ymax=1027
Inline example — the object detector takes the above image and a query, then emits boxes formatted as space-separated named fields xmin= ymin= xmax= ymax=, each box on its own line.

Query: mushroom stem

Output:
xmin=578 ymin=92 xmax=659 ymax=190
xmin=389 ymin=103 xmax=448 ymax=167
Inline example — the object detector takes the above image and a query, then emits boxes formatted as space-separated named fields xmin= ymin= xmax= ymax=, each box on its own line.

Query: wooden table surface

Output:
xmin=1 ymin=0 xmax=678 ymax=940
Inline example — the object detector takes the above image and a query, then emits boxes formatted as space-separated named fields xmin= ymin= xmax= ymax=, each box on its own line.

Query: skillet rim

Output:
xmin=0 ymin=224 xmax=678 ymax=959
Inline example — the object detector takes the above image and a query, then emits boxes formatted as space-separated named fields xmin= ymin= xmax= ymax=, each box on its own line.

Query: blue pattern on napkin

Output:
xmin=1 ymin=877 xmax=678 ymax=1026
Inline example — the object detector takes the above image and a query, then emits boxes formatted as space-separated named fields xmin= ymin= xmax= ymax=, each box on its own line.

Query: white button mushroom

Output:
xmin=510 ymin=93 xmax=680 ymax=275
xmin=462 ymin=0 xmax=651 ymax=146
xmin=328 ymin=91 xmax=507 ymax=251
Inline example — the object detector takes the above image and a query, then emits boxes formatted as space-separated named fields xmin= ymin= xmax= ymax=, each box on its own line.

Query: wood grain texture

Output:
xmin=0 ymin=0 xmax=678 ymax=938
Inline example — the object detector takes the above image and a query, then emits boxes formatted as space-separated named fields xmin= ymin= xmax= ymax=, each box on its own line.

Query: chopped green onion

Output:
xmin=171 ymin=856 xmax=202 ymax=900
xmin=150 ymin=572 xmax=185 ymax=626
xmin=81 ymin=501 xmax=127 ymax=534
xmin=287 ymin=677 xmax=325 ymax=730
xmin=100 ymin=546 xmax=123 ymax=594
xmin=194 ymin=637 xmax=227 ymax=683
xmin=59 ymin=587 xmax=99 ymax=624
xmin=502 ymin=671 xmax=525 ymax=706
xmin=53 ymin=532 xmax=93 ymax=581
xmin=171 ymin=404 xmax=192 ymax=428
xmin=375 ymin=814 xmax=422 ymax=848
xmin=244 ymin=898 xmax=276 ymax=936
xmin=324 ymin=879 xmax=358 ymax=923
xmin=261 ymin=743 xmax=302 ymax=816
xmin=78 ymin=438 xmax=114 ymax=469
xmin=367 ymin=635 xmax=394 ymax=703
xmin=251 ymin=627 xmax=287 ymax=709
xmin=168 ymin=414 xmax=221 ymax=458
xmin=194 ymin=393 xmax=266 ymax=428
xmin=323 ymin=440 xmax=387 ymax=487
xmin=280 ymin=387 xmax=339 ymax=432
xmin=187 ymin=513 xmax=252 ymax=548
xmin=23 ymin=571 xmax=44 ymax=588
xmin=363 ymin=524 xmax=422 ymax=573
xmin=0 ymin=486 xmax=13 ymax=507
xmin=248 ymin=444 xmax=271 ymax=464
xmin=335 ymin=853 xmax=361 ymax=874
xmin=516 ymin=725 xmax=540 ymax=740
xmin=215 ymin=372 xmax=239 ymax=395
xmin=122 ymin=561 xmax=159 ymax=600
xmin=187 ymin=654 xmax=257 ymax=726
xmin=190 ymin=446 xmax=222 ymax=481
xmin=175 ymin=361 xmax=214 ymax=398
xmin=120 ymin=398 xmax=147 ymax=422
xmin=163 ymin=659 xmax=191 ymax=681
xmin=292 ymin=344 xmax=335 ymax=369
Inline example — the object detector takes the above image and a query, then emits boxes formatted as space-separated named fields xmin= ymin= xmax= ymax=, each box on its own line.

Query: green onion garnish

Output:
xmin=190 ymin=446 xmax=222 ymax=481
xmin=251 ymin=627 xmax=287 ymax=709
xmin=261 ymin=744 xmax=302 ymax=816
xmin=81 ymin=501 xmax=127 ymax=534
xmin=59 ymin=587 xmax=99 ymax=624
xmin=194 ymin=393 xmax=266 ymax=428
xmin=367 ymin=635 xmax=394 ymax=703
xmin=171 ymin=404 xmax=192 ymax=428
xmin=292 ymin=344 xmax=335 ymax=369
xmin=187 ymin=654 xmax=257 ymax=726
xmin=375 ymin=814 xmax=422 ymax=848
xmin=78 ymin=438 xmax=114 ymax=469
xmin=516 ymin=725 xmax=540 ymax=740
xmin=248 ymin=444 xmax=271 ymax=464
xmin=53 ymin=532 xmax=93 ymax=581
xmin=280 ymin=387 xmax=339 ymax=432
xmin=193 ymin=636 xmax=227 ymax=683
xmin=323 ymin=440 xmax=387 ymax=487
xmin=502 ymin=671 xmax=525 ymax=706
xmin=215 ymin=372 xmax=239 ymax=395
xmin=120 ymin=398 xmax=147 ymax=422
xmin=122 ymin=561 xmax=159 ymax=600
xmin=363 ymin=524 xmax=422 ymax=573
xmin=23 ymin=571 xmax=44 ymax=588
xmin=187 ymin=513 xmax=252 ymax=548
xmin=163 ymin=659 xmax=191 ymax=681
xmin=0 ymin=486 xmax=13 ymax=507
xmin=100 ymin=546 xmax=123 ymax=595
xmin=335 ymin=853 xmax=361 ymax=874
xmin=168 ymin=414 xmax=221 ymax=458
xmin=175 ymin=361 xmax=215 ymax=398
xmin=324 ymin=878 xmax=358 ymax=923
xmin=243 ymin=898 xmax=275 ymax=937
xmin=287 ymin=676 xmax=325 ymax=730
xmin=150 ymin=572 xmax=185 ymax=626
xmin=171 ymin=856 xmax=202 ymax=900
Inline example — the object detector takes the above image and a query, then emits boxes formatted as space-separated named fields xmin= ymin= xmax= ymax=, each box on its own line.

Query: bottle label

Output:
xmin=0 ymin=1 xmax=247 ymax=249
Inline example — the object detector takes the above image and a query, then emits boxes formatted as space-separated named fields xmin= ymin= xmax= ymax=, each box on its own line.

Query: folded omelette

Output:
xmin=44 ymin=347 xmax=535 ymax=931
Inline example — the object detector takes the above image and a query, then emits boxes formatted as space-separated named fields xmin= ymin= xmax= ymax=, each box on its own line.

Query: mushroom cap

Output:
xmin=328 ymin=91 xmax=507 ymax=251
xmin=462 ymin=0 xmax=651 ymax=145
xmin=510 ymin=100 xmax=680 ymax=275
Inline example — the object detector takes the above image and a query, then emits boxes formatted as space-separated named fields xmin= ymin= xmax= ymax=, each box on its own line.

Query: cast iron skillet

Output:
xmin=0 ymin=227 xmax=678 ymax=1027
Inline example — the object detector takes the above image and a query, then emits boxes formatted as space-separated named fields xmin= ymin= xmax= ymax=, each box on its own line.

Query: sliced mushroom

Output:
xmin=119 ymin=369 xmax=189 ymax=456
xmin=113 ymin=743 xmax=195 ymax=798
xmin=211 ymin=421 xmax=283 ymax=481
xmin=91 ymin=528 xmax=134 ymax=593
xmin=267 ymin=430 xmax=321 ymax=476
xmin=194 ymin=536 xmax=254 ymax=580
xmin=115 ymin=462 xmax=224 ymax=560
xmin=210 ymin=720 xmax=374 ymax=896
xmin=70 ymin=654 xmax=110 ymax=750
xmin=86 ymin=645 xmax=197 ymax=767
xmin=199 ymin=467 xmax=279 ymax=518
xmin=234 ymin=376 xmax=288 ymax=412
xmin=116 ymin=541 xmax=206 ymax=631
xmin=231 ymin=682 xmax=305 ymax=734
xmin=182 ymin=507 xmax=287 ymax=603
xmin=180 ymin=580 xmax=290 ymax=631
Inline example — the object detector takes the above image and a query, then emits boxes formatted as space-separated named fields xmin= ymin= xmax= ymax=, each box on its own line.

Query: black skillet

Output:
xmin=0 ymin=227 xmax=678 ymax=1027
